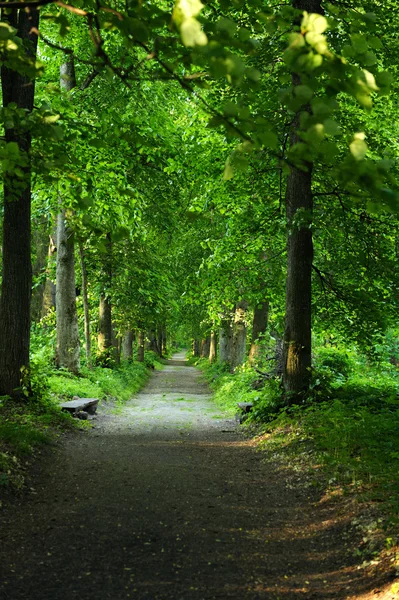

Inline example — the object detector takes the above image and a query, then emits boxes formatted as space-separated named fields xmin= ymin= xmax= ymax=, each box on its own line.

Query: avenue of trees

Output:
xmin=0 ymin=0 xmax=399 ymax=404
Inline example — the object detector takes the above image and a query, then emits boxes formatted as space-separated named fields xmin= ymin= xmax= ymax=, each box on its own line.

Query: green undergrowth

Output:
xmin=198 ymin=349 xmax=399 ymax=525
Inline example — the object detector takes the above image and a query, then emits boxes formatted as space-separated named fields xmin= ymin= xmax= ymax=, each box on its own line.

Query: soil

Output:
xmin=1 ymin=353 xmax=398 ymax=600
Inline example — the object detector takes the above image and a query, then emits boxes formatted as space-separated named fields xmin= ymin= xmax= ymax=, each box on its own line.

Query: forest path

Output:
xmin=0 ymin=354 xmax=390 ymax=599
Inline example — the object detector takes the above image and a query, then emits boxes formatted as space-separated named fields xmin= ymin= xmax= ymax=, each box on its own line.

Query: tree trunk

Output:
xmin=161 ymin=326 xmax=167 ymax=356
xmin=78 ymin=240 xmax=91 ymax=367
xmin=157 ymin=327 xmax=163 ymax=358
xmin=200 ymin=337 xmax=211 ymax=358
xmin=0 ymin=8 xmax=39 ymax=396
xmin=97 ymin=233 xmax=113 ymax=359
xmin=192 ymin=339 xmax=200 ymax=357
xmin=31 ymin=219 xmax=50 ymax=322
xmin=56 ymin=210 xmax=80 ymax=373
xmin=122 ymin=330 xmax=135 ymax=361
xmin=56 ymin=57 xmax=80 ymax=374
xmin=282 ymin=0 xmax=322 ymax=400
xmin=112 ymin=325 xmax=120 ymax=365
xmin=209 ymin=330 xmax=217 ymax=363
xmin=98 ymin=292 xmax=112 ymax=353
xmin=137 ymin=330 xmax=145 ymax=363
xmin=42 ymin=224 xmax=57 ymax=317
xmin=249 ymin=302 xmax=269 ymax=365
xmin=219 ymin=313 xmax=233 ymax=364
xmin=231 ymin=301 xmax=248 ymax=369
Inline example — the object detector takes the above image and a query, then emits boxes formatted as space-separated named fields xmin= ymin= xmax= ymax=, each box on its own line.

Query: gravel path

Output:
xmin=0 ymin=354 xmax=393 ymax=599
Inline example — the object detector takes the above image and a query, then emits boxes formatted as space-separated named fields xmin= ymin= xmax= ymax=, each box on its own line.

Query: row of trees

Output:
xmin=0 ymin=0 xmax=398 ymax=399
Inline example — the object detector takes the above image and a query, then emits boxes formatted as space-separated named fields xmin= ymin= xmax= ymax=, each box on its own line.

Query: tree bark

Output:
xmin=209 ymin=330 xmax=217 ymax=363
xmin=248 ymin=302 xmax=269 ymax=365
xmin=56 ymin=210 xmax=80 ymax=373
xmin=122 ymin=330 xmax=135 ymax=361
xmin=56 ymin=57 xmax=80 ymax=374
xmin=231 ymin=301 xmax=248 ymax=369
xmin=219 ymin=312 xmax=233 ymax=364
xmin=97 ymin=233 xmax=113 ymax=359
xmin=157 ymin=327 xmax=164 ymax=358
xmin=282 ymin=0 xmax=323 ymax=400
xmin=0 ymin=8 xmax=39 ymax=396
xmin=31 ymin=219 xmax=50 ymax=322
xmin=78 ymin=240 xmax=91 ymax=366
xmin=161 ymin=326 xmax=167 ymax=356
xmin=98 ymin=292 xmax=112 ymax=353
xmin=192 ymin=339 xmax=200 ymax=357
xmin=200 ymin=337 xmax=211 ymax=358
xmin=42 ymin=224 xmax=57 ymax=317
xmin=137 ymin=330 xmax=145 ymax=363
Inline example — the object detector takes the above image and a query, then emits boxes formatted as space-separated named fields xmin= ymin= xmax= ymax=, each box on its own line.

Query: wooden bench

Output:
xmin=60 ymin=397 xmax=99 ymax=418
xmin=237 ymin=402 xmax=253 ymax=414
xmin=236 ymin=402 xmax=253 ymax=424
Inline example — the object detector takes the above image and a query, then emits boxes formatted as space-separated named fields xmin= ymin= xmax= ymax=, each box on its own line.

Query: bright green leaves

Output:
xmin=285 ymin=12 xmax=331 ymax=73
xmin=172 ymin=0 xmax=208 ymax=47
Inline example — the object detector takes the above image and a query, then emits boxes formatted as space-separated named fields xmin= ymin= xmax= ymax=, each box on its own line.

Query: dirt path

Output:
xmin=0 ymin=354 xmax=394 ymax=599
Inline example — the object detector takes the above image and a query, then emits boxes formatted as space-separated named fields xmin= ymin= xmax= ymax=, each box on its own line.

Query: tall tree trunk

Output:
xmin=98 ymin=292 xmax=112 ymax=353
xmin=282 ymin=0 xmax=322 ymax=400
xmin=192 ymin=339 xmax=200 ymax=357
xmin=112 ymin=325 xmax=120 ymax=365
xmin=157 ymin=327 xmax=163 ymax=358
xmin=249 ymin=302 xmax=269 ymax=365
xmin=97 ymin=233 xmax=113 ymax=358
xmin=56 ymin=57 xmax=80 ymax=374
xmin=161 ymin=326 xmax=167 ymax=356
xmin=137 ymin=330 xmax=145 ymax=363
xmin=200 ymin=337 xmax=211 ymax=358
xmin=122 ymin=330 xmax=135 ymax=361
xmin=31 ymin=218 xmax=50 ymax=322
xmin=42 ymin=223 xmax=57 ymax=317
xmin=209 ymin=330 xmax=217 ymax=363
xmin=78 ymin=240 xmax=91 ymax=366
xmin=219 ymin=312 xmax=233 ymax=364
xmin=231 ymin=301 xmax=248 ymax=369
xmin=56 ymin=210 xmax=80 ymax=373
xmin=0 ymin=8 xmax=39 ymax=396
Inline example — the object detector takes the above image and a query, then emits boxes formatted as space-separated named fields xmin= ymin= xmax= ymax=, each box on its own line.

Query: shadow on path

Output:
xmin=0 ymin=354 xmax=391 ymax=599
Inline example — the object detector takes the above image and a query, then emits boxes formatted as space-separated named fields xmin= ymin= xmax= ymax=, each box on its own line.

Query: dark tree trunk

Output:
xmin=137 ymin=330 xmax=145 ymax=363
xmin=282 ymin=0 xmax=323 ymax=400
xmin=161 ymin=326 xmax=167 ymax=356
xmin=157 ymin=327 xmax=163 ymax=358
xmin=219 ymin=314 xmax=233 ymax=364
xmin=200 ymin=336 xmax=211 ymax=358
xmin=209 ymin=330 xmax=217 ymax=363
xmin=231 ymin=301 xmax=248 ymax=369
xmin=79 ymin=240 xmax=91 ymax=366
xmin=122 ymin=330 xmax=135 ymax=361
xmin=148 ymin=329 xmax=159 ymax=354
xmin=249 ymin=302 xmax=269 ymax=365
xmin=31 ymin=219 xmax=50 ymax=322
xmin=192 ymin=339 xmax=200 ymax=357
xmin=0 ymin=8 xmax=39 ymax=396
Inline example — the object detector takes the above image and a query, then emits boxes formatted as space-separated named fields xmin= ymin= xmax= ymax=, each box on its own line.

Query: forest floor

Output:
xmin=0 ymin=352 xmax=398 ymax=600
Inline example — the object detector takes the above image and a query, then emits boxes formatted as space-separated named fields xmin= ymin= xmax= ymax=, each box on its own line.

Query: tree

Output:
xmin=0 ymin=7 xmax=39 ymax=396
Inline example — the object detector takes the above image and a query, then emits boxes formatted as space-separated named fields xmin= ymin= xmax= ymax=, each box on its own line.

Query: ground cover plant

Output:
xmin=197 ymin=343 xmax=399 ymax=529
